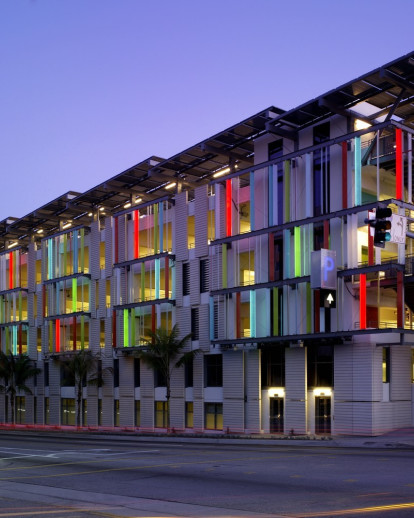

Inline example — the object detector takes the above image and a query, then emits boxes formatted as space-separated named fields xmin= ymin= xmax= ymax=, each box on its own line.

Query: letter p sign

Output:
xmin=321 ymin=249 xmax=337 ymax=289
xmin=323 ymin=257 xmax=334 ymax=282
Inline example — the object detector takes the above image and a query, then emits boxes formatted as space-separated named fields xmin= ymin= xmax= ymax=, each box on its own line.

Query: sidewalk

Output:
xmin=331 ymin=427 xmax=414 ymax=450
xmin=2 ymin=424 xmax=414 ymax=450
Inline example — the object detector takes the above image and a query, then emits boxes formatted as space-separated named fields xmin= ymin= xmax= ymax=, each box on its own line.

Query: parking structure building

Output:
xmin=1 ymin=52 xmax=414 ymax=436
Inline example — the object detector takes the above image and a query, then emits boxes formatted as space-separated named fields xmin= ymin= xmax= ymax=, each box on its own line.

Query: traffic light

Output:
xmin=365 ymin=207 xmax=392 ymax=248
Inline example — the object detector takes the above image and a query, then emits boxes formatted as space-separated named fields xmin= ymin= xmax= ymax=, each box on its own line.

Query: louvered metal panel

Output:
xmin=285 ymin=347 xmax=307 ymax=435
xmin=104 ymin=216 xmax=113 ymax=278
xmin=28 ymin=242 xmax=36 ymax=292
xmin=189 ymin=259 xmax=200 ymax=306
xmin=174 ymin=192 xmax=188 ymax=261
xmin=90 ymin=220 xmax=101 ymax=280
xmin=223 ymin=350 xmax=244 ymax=433
xmin=195 ymin=185 xmax=209 ymax=258
xmin=245 ymin=350 xmax=261 ymax=433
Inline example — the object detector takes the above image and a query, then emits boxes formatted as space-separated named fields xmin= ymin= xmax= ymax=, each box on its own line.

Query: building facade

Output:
xmin=1 ymin=53 xmax=414 ymax=435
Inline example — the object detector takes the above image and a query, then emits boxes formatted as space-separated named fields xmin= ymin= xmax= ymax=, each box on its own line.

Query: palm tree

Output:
xmin=59 ymin=350 xmax=108 ymax=428
xmin=139 ymin=324 xmax=196 ymax=431
xmin=0 ymin=351 xmax=41 ymax=425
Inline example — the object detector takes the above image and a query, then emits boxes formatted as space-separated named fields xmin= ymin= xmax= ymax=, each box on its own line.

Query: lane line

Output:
xmin=291 ymin=501 xmax=414 ymax=516
xmin=0 ymin=452 xmax=308 ymax=474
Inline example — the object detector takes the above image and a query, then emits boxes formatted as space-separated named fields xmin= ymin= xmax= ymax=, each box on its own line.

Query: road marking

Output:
xmin=0 ymin=448 xmax=158 ymax=460
xmin=294 ymin=501 xmax=414 ymax=516
xmin=0 ymin=451 xmax=307 ymax=475
xmin=358 ymin=492 xmax=392 ymax=498
xmin=0 ymin=510 xmax=91 ymax=517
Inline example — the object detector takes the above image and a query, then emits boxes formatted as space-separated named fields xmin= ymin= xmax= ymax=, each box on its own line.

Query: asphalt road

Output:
xmin=0 ymin=433 xmax=413 ymax=517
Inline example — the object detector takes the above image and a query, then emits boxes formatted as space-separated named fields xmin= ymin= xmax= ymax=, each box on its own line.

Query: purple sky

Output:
xmin=1 ymin=0 xmax=413 ymax=221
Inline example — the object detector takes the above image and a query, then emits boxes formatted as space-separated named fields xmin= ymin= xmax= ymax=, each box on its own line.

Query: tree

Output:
xmin=0 ymin=351 xmax=41 ymax=425
xmin=58 ymin=350 xmax=109 ymax=428
xmin=139 ymin=325 xmax=196 ymax=431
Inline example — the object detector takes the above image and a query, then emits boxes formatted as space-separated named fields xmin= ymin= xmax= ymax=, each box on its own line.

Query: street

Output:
xmin=0 ymin=433 xmax=413 ymax=517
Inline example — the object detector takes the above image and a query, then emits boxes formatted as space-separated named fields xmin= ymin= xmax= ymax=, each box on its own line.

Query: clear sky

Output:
xmin=0 ymin=0 xmax=413 ymax=221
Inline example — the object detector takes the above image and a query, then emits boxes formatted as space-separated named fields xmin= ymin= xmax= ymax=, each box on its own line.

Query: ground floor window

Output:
xmin=16 ymin=396 xmax=25 ymax=424
xmin=155 ymin=401 xmax=168 ymax=428
xmin=135 ymin=400 xmax=140 ymax=427
xmin=114 ymin=400 xmax=120 ymax=426
xmin=33 ymin=397 xmax=37 ymax=424
xmin=61 ymin=398 xmax=75 ymax=426
xmin=205 ymin=403 xmax=223 ymax=430
xmin=185 ymin=402 xmax=193 ymax=428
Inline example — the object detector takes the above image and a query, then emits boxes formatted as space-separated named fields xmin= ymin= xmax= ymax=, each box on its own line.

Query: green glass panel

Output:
xmin=72 ymin=278 xmax=77 ymax=313
xmin=294 ymin=227 xmax=301 ymax=277
xmin=123 ymin=309 xmax=129 ymax=347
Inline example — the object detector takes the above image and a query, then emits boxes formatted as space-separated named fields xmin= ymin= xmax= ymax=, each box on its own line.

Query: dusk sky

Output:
xmin=1 ymin=0 xmax=413 ymax=221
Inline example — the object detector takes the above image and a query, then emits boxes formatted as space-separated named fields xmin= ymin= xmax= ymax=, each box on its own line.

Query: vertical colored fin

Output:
xmin=284 ymin=161 xmax=290 ymax=223
xmin=124 ymin=308 xmax=129 ymax=347
xmin=81 ymin=315 xmax=85 ymax=349
xmin=222 ymin=243 xmax=227 ymax=288
xmin=141 ymin=262 xmax=145 ymax=302
xmin=226 ymin=179 xmax=232 ymax=236
xmin=359 ymin=274 xmax=366 ymax=330
xmin=134 ymin=210 xmax=139 ymax=259
xmin=236 ymin=291 xmax=241 ymax=339
xmin=55 ymin=319 xmax=60 ymax=353
xmin=354 ymin=136 xmax=361 ymax=206
xmin=306 ymin=283 xmax=312 ymax=333
xmin=268 ymin=165 xmax=273 ymax=226
xmin=159 ymin=202 xmax=163 ymax=253
xmin=342 ymin=141 xmax=348 ymax=208
xmin=155 ymin=258 xmax=160 ymax=299
xmin=154 ymin=203 xmax=159 ymax=254
xmin=294 ymin=227 xmax=301 ymax=277
xmin=395 ymin=128 xmax=403 ymax=200
xmin=397 ymin=270 xmax=403 ymax=328
xmin=249 ymin=290 xmax=256 ymax=338
xmin=250 ymin=171 xmax=255 ymax=231
xmin=272 ymin=287 xmax=278 ymax=336
xmin=72 ymin=278 xmax=77 ymax=313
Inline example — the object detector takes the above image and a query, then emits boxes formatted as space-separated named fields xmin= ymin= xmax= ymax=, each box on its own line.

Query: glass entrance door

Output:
xmin=315 ymin=396 xmax=331 ymax=434
xmin=269 ymin=397 xmax=284 ymax=433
